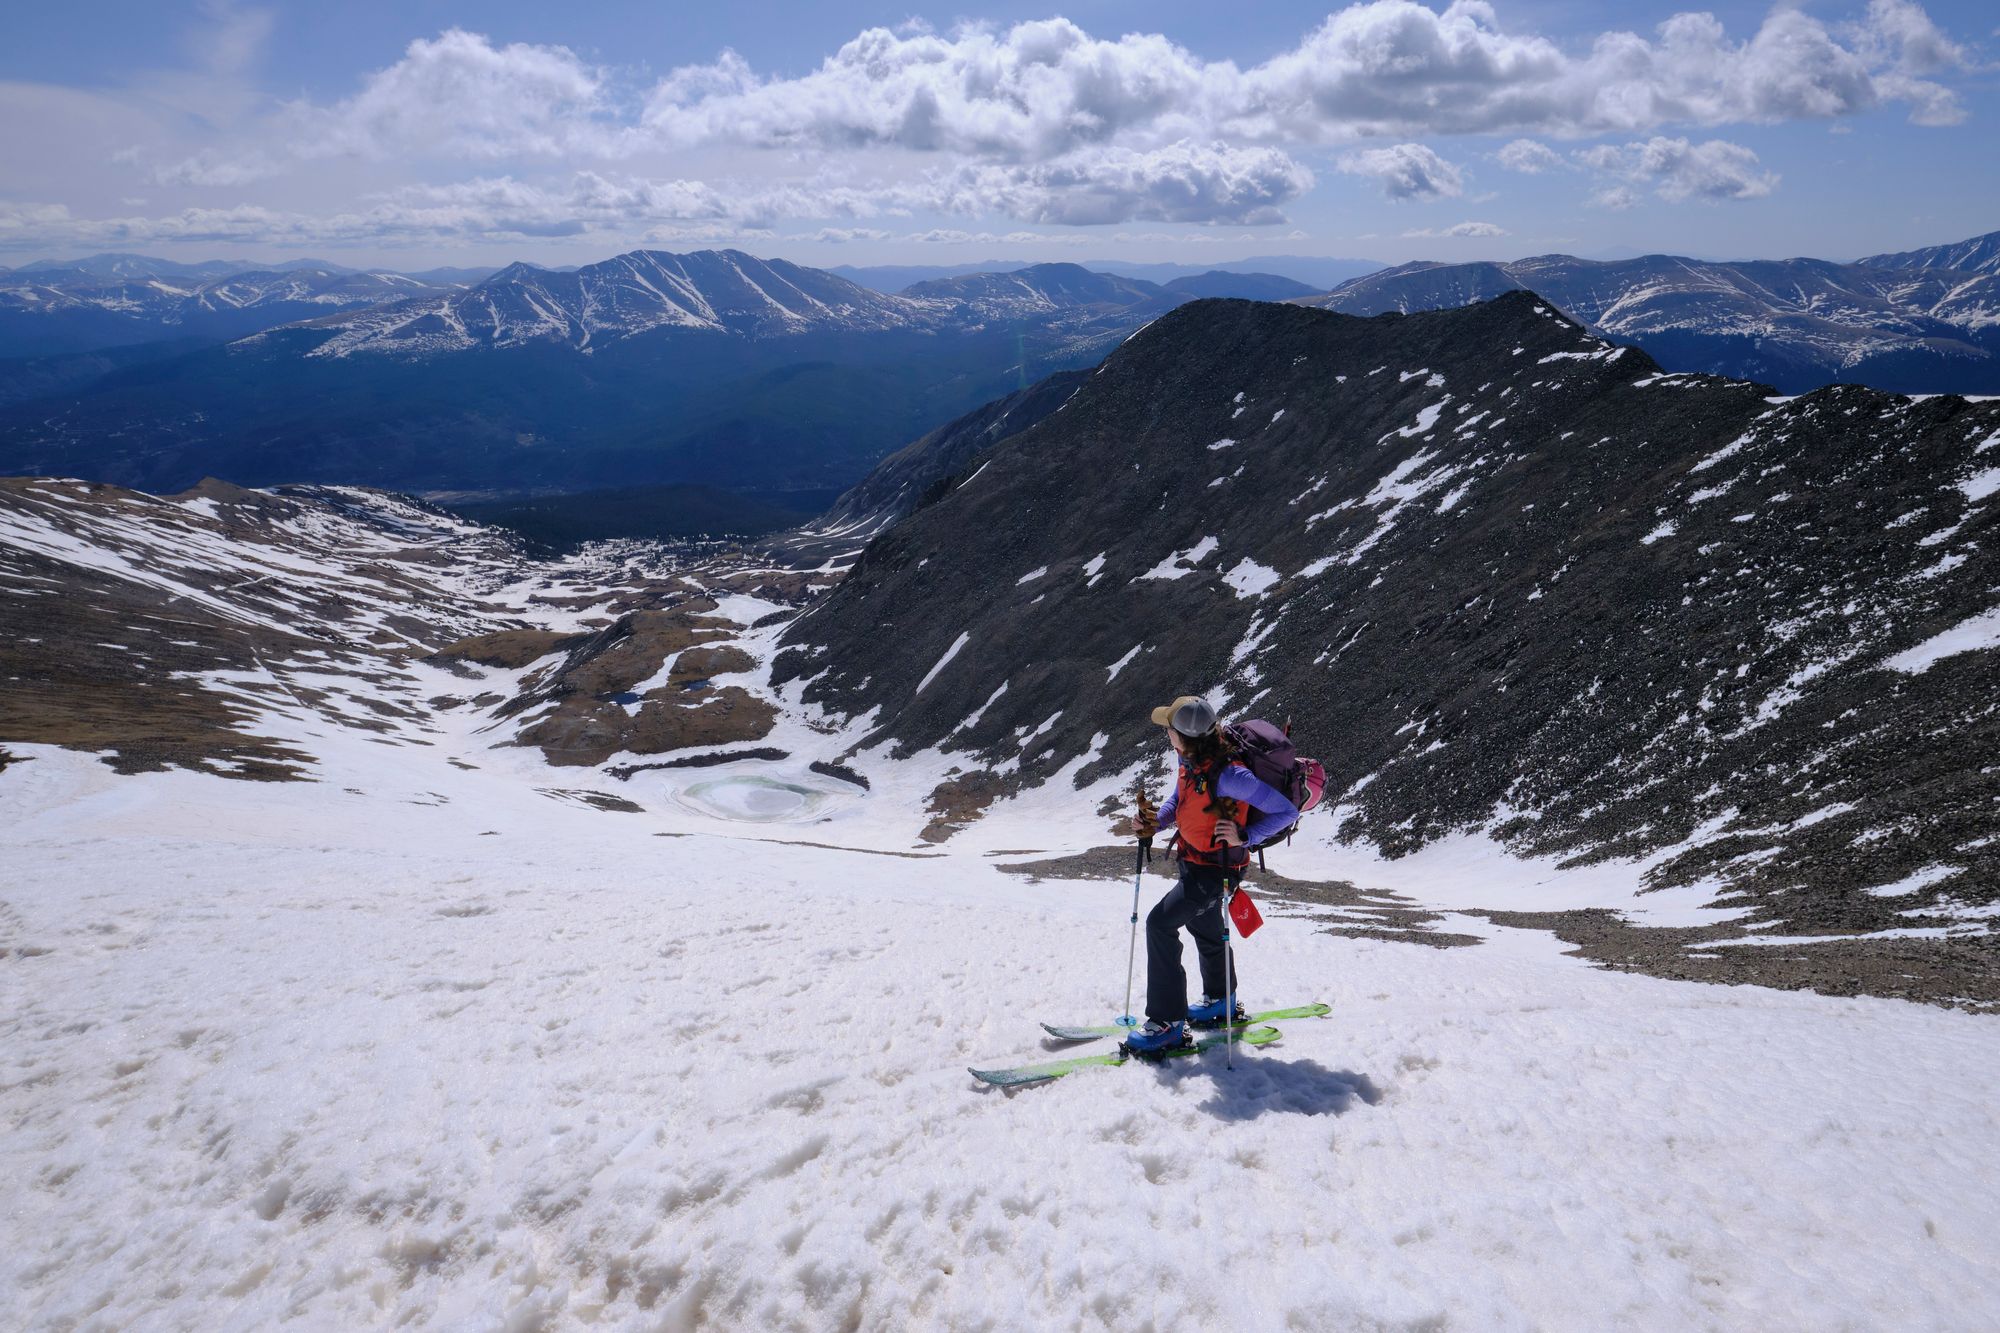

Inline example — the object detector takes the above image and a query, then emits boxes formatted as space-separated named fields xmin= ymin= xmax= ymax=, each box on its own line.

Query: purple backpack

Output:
xmin=1224 ymin=719 xmax=1327 ymax=847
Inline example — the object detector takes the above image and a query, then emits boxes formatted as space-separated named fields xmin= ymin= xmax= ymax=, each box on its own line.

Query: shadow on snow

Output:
xmin=1157 ymin=1055 xmax=1385 ymax=1121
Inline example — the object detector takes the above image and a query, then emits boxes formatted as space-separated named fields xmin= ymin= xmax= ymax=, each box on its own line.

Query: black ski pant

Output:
xmin=1145 ymin=860 xmax=1241 ymax=1023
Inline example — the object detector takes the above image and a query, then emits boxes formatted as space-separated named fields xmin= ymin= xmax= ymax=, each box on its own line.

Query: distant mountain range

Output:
xmin=296 ymin=251 xmax=933 ymax=357
xmin=6 ymin=232 xmax=1999 ymax=515
xmin=0 ymin=260 xmax=484 ymax=359
xmin=0 ymin=251 xmax=1321 ymax=362
xmin=6 ymin=251 xmax=502 ymax=286
xmin=830 ymin=255 xmax=1380 ymax=294
xmin=1298 ymin=228 xmax=2000 ymax=394
xmin=287 ymin=255 xmax=1317 ymax=359
xmin=0 ymin=251 xmax=1226 ymax=500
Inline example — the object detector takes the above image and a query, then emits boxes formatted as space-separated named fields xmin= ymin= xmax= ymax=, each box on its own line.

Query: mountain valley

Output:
xmin=7 ymin=291 xmax=1997 ymax=1008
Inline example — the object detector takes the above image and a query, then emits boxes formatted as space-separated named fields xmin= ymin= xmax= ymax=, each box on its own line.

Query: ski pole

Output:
xmin=1221 ymin=871 xmax=1235 ymax=1070
xmin=1218 ymin=798 xmax=1240 ymax=1070
xmin=1118 ymin=834 xmax=1149 ymax=1029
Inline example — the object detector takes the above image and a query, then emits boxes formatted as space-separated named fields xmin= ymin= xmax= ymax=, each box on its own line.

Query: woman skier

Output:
xmin=1127 ymin=695 xmax=1299 ymax=1054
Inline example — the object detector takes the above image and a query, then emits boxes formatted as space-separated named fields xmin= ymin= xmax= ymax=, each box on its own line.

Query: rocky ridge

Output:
xmin=776 ymin=293 xmax=2000 ymax=995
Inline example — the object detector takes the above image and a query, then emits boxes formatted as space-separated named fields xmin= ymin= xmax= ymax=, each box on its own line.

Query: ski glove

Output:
xmin=1132 ymin=794 xmax=1159 ymax=840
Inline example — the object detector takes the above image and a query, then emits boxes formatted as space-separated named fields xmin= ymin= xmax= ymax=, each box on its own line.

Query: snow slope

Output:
xmin=6 ymin=719 xmax=2000 ymax=1330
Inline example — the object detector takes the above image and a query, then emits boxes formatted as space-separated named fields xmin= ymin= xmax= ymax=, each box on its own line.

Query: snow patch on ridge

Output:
xmin=1140 ymin=536 xmax=1219 ymax=581
xmin=1223 ymin=558 xmax=1281 ymax=598
xmin=1882 ymin=606 xmax=2000 ymax=674
xmin=915 ymin=632 xmax=971 ymax=694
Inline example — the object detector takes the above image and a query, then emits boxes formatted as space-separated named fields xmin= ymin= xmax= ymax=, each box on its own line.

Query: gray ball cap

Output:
xmin=1149 ymin=695 xmax=1217 ymax=737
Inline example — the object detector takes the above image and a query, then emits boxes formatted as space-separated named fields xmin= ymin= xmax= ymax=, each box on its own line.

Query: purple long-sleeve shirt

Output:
xmin=1158 ymin=759 xmax=1299 ymax=849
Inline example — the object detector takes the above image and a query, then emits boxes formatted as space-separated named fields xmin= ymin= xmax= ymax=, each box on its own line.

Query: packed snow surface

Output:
xmin=6 ymin=736 xmax=2000 ymax=1331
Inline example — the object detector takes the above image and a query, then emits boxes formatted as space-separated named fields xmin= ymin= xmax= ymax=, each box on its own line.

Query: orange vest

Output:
xmin=1174 ymin=759 xmax=1248 ymax=868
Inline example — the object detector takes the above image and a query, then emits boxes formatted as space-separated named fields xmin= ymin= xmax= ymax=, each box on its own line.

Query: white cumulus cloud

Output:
xmin=1 ymin=2 xmax=1981 ymax=254
xmin=1404 ymin=221 xmax=1510 ymax=238
xmin=1496 ymin=139 xmax=1565 ymax=174
xmin=290 ymin=29 xmax=630 ymax=160
xmin=1336 ymin=143 xmax=1464 ymax=200
xmin=934 ymin=142 xmax=1313 ymax=225
xmin=1576 ymin=137 xmax=1778 ymax=203
xmin=150 ymin=149 xmax=284 ymax=188
xmin=636 ymin=2 xmax=1978 ymax=158
xmin=642 ymin=20 xmax=1220 ymax=161
xmin=1845 ymin=0 xmax=1974 ymax=125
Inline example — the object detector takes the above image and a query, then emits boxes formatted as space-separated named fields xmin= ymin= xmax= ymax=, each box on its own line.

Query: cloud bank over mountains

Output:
xmin=0 ymin=0 xmax=1985 ymax=257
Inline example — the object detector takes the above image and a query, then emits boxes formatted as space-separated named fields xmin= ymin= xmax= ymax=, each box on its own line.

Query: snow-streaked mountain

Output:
xmin=11 ymin=253 xmax=278 ymax=282
xmin=298 ymin=250 xmax=933 ymax=357
xmin=300 ymin=254 xmax=1215 ymax=360
xmin=891 ymin=263 xmax=1315 ymax=316
xmin=783 ymin=293 xmax=2000 ymax=989
xmin=1858 ymin=228 xmax=2000 ymax=275
xmin=0 ymin=264 xmax=461 ymax=357
xmin=902 ymin=262 xmax=1177 ymax=318
xmin=1299 ymin=246 xmax=2000 ymax=394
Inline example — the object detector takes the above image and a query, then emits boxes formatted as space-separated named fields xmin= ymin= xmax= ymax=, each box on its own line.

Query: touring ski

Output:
xmin=1040 ymin=1002 xmax=1330 ymax=1044
xmin=970 ymin=1024 xmax=1282 ymax=1088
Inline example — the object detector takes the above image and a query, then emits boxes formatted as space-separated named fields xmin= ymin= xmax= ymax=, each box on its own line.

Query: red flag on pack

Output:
xmin=1228 ymin=888 xmax=1263 ymax=937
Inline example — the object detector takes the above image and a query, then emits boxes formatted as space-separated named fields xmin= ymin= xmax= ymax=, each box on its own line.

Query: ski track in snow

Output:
xmin=4 ymin=740 xmax=2000 ymax=1331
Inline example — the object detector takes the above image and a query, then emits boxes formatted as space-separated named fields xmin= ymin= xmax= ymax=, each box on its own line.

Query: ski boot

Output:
xmin=1120 ymin=1019 xmax=1190 ymax=1060
xmin=1188 ymin=995 xmax=1248 ymax=1029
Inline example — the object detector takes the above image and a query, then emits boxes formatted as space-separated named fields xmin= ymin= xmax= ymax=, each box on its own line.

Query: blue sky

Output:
xmin=1 ymin=1 xmax=1994 ymax=269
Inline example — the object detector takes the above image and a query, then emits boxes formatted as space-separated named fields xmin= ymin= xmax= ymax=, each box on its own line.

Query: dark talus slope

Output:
xmin=776 ymin=293 xmax=2000 ymax=954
